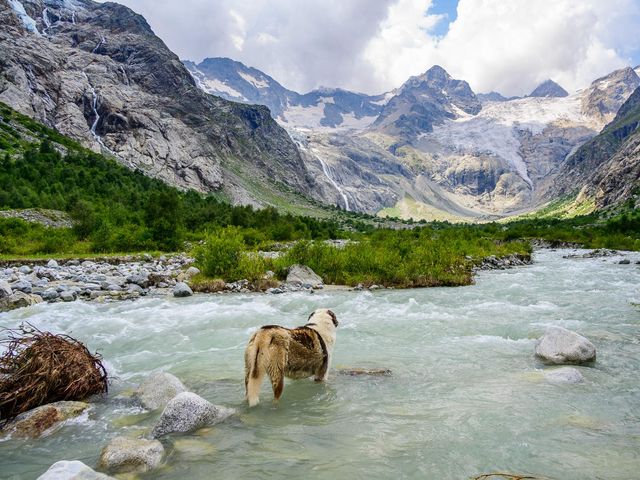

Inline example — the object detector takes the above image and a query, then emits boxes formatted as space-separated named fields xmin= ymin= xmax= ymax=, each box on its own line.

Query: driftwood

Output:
xmin=472 ymin=474 xmax=540 ymax=480
xmin=0 ymin=324 xmax=108 ymax=424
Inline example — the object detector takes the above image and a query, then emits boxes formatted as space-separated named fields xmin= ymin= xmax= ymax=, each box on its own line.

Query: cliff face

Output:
xmin=0 ymin=0 xmax=313 ymax=204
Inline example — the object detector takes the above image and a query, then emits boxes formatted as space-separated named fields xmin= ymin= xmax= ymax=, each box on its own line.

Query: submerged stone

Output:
xmin=38 ymin=460 xmax=115 ymax=480
xmin=97 ymin=436 xmax=164 ymax=474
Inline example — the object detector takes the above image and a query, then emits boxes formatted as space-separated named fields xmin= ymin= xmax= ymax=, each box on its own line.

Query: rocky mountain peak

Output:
xmin=529 ymin=79 xmax=569 ymax=98
xmin=581 ymin=66 xmax=640 ymax=121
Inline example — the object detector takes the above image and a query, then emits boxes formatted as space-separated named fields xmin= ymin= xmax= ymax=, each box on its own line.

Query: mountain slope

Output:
xmin=529 ymin=79 xmax=569 ymax=98
xmin=546 ymin=86 xmax=640 ymax=208
xmin=0 ymin=0 xmax=314 ymax=206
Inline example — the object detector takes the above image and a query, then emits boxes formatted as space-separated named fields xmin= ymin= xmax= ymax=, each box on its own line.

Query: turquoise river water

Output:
xmin=1 ymin=249 xmax=639 ymax=479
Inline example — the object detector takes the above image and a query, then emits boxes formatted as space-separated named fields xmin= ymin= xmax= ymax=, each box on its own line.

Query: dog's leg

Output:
xmin=267 ymin=341 xmax=287 ymax=402
xmin=245 ymin=341 xmax=264 ymax=407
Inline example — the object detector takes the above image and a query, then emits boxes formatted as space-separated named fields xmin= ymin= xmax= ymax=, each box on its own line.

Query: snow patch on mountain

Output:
xmin=238 ymin=71 xmax=269 ymax=89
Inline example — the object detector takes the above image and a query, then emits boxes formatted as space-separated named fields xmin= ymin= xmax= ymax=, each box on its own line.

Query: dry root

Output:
xmin=0 ymin=323 xmax=108 ymax=424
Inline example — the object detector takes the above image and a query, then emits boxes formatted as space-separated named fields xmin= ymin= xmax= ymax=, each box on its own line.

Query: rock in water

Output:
xmin=38 ymin=460 xmax=115 ymax=480
xmin=0 ymin=292 xmax=42 ymax=312
xmin=173 ymin=282 xmax=193 ymax=297
xmin=337 ymin=367 xmax=392 ymax=376
xmin=544 ymin=367 xmax=585 ymax=385
xmin=2 ymin=401 xmax=89 ymax=439
xmin=286 ymin=264 xmax=323 ymax=287
xmin=97 ymin=437 xmax=164 ymax=474
xmin=535 ymin=326 xmax=596 ymax=364
xmin=134 ymin=372 xmax=187 ymax=410
xmin=151 ymin=392 xmax=234 ymax=438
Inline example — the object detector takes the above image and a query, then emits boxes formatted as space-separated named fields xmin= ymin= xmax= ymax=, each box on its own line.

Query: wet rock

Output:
xmin=97 ymin=436 xmax=164 ymax=474
xmin=60 ymin=291 xmax=76 ymax=302
xmin=127 ymin=284 xmax=145 ymax=295
xmin=0 ymin=292 xmax=43 ymax=312
xmin=173 ymin=282 xmax=193 ymax=297
xmin=535 ymin=326 xmax=596 ymax=365
xmin=619 ymin=259 xmax=631 ymax=264
xmin=0 ymin=280 xmax=12 ymax=298
xmin=266 ymin=287 xmax=284 ymax=294
xmin=286 ymin=264 xmax=323 ymax=287
xmin=564 ymin=248 xmax=617 ymax=259
xmin=38 ymin=460 xmax=115 ymax=480
xmin=42 ymin=288 xmax=60 ymax=301
xmin=151 ymin=392 xmax=234 ymax=438
xmin=11 ymin=280 xmax=32 ymax=294
xmin=2 ymin=401 xmax=89 ymax=439
xmin=544 ymin=367 xmax=585 ymax=385
xmin=134 ymin=372 xmax=187 ymax=410
xmin=126 ymin=274 xmax=149 ymax=288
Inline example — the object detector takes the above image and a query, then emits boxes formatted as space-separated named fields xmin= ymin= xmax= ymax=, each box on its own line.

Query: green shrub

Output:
xmin=195 ymin=227 xmax=246 ymax=278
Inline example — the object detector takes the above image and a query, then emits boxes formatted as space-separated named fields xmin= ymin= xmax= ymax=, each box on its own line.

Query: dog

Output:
xmin=244 ymin=308 xmax=338 ymax=407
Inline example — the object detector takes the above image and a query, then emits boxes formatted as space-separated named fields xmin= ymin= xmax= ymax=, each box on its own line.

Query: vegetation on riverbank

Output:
xmin=1 ymin=101 xmax=639 ymax=287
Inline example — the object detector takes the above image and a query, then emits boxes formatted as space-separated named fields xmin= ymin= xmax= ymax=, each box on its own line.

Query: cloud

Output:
xmin=103 ymin=0 xmax=640 ymax=96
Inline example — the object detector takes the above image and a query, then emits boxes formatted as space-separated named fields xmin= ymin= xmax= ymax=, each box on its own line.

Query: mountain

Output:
xmin=543 ymin=85 xmax=640 ymax=208
xmin=184 ymin=57 xmax=389 ymax=130
xmin=529 ymin=79 xmax=569 ymax=98
xmin=372 ymin=65 xmax=482 ymax=139
xmin=0 ymin=0 xmax=314 ymax=206
xmin=580 ymin=67 xmax=640 ymax=122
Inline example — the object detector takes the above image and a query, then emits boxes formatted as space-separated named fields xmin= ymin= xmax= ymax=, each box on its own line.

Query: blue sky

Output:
xmin=428 ymin=0 xmax=458 ymax=37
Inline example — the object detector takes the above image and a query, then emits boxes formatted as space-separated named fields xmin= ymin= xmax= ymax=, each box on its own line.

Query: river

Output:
xmin=1 ymin=249 xmax=639 ymax=479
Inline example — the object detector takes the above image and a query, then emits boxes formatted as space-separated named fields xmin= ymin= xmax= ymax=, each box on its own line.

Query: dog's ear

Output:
xmin=328 ymin=310 xmax=338 ymax=327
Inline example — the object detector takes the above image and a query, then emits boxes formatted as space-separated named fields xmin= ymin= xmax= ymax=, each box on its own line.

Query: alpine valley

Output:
xmin=2 ymin=0 xmax=640 ymax=220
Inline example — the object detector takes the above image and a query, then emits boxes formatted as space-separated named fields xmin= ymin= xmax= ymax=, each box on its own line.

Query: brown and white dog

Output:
xmin=244 ymin=308 xmax=338 ymax=407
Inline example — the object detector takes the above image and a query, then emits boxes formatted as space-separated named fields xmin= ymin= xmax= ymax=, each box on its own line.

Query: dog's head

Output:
xmin=308 ymin=308 xmax=338 ymax=329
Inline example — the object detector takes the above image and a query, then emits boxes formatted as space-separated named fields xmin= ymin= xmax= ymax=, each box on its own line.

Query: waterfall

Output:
xmin=42 ymin=7 xmax=51 ymax=34
xmin=311 ymin=149 xmax=350 ymax=211
xmin=82 ymin=72 xmax=117 ymax=158
xmin=92 ymin=35 xmax=105 ymax=54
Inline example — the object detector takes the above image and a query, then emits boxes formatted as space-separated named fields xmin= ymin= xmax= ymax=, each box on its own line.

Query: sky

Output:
xmin=105 ymin=0 xmax=640 ymax=97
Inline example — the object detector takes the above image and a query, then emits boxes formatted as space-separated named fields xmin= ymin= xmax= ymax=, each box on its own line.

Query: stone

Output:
xmin=11 ymin=280 xmax=32 ymax=293
xmin=18 ymin=265 xmax=32 ymax=274
xmin=42 ymin=288 xmax=60 ymax=301
xmin=47 ymin=259 xmax=59 ymax=268
xmin=3 ymin=401 xmax=89 ymax=438
xmin=134 ymin=372 xmax=187 ymax=410
xmin=60 ymin=291 xmax=76 ymax=302
xmin=184 ymin=266 xmax=201 ymax=278
xmin=286 ymin=264 xmax=323 ymax=287
xmin=151 ymin=392 xmax=234 ymax=438
xmin=266 ymin=287 xmax=284 ymax=294
xmin=97 ymin=437 xmax=164 ymax=474
xmin=37 ymin=460 xmax=115 ymax=480
xmin=126 ymin=274 xmax=149 ymax=288
xmin=127 ymin=284 xmax=144 ymax=295
xmin=535 ymin=326 xmax=596 ymax=365
xmin=544 ymin=367 xmax=585 ymax=385
xmin=173 ymin=282 xmax=193 ymax=297
xmin=619 ymin=259 xmax=631 ymax=264
xmin=0 ymin=280 xmax=12 ymax=298
xmin=0 ymin=292 xmax=43 ymax=312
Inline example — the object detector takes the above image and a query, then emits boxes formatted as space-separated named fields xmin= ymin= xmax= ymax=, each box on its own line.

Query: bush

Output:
xmin=195 ymin=227 xmax=246 ymax=278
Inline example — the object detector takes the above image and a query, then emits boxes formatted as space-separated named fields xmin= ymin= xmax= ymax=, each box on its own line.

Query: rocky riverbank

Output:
xmin=0 ymin=250 xmax=541 ymax=313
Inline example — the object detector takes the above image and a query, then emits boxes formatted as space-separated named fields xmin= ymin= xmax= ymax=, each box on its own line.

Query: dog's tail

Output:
xmin=245 ymin=335 xmax=265 ymax=407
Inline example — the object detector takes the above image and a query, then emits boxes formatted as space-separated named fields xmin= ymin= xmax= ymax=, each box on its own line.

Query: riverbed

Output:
xmin=1 ymin=249 xmax=639 ymax=479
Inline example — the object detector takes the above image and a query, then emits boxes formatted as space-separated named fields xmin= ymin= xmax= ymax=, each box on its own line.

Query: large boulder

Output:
xmin=286 ymin=264 xmax=323 ymax=287
xmin=173 ymin=282 xmax=193 ymax=297
xmin=2 ymin=401 xmax=89 ymax=438
xmin=133 ymin=372 xmax=187 ymax=410
xmin=0 ymin=280 xmax=12 ymax=298
xmin=97 ymin=437 xmax=164 ymax=474
xmin=544 ymin=367 xmax=585 ymax=385
xmin=535 ymin=326 xmax=596 ymax=365
xmin=38 ymin=460 xmax=115 ymax=480
xmin=0 ymin=291 xmax=43 ymax=312
xmin=151 ymin=392 xmax=234 ymax=438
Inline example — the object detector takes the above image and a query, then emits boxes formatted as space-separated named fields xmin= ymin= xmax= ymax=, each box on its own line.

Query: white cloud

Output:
xmin=102 ymin=0 xmax=640 ymax=96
